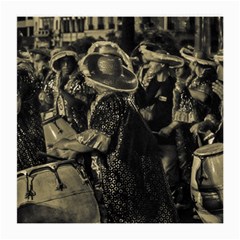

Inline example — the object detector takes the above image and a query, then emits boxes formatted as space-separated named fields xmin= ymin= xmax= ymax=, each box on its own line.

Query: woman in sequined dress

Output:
xmin=52 ymin=53 xmax=179 ymax=223
xmin=17 ymin=53 xmax=47 ymax=171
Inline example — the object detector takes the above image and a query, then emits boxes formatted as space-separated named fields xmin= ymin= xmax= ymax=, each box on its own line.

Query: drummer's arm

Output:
xmin=65 ymin=139 xmax=93 ymax=152
xmin=53 ymin=129 xmax=111 ymax=154
xmin=53 ymin=138 xmax=93 ymax=153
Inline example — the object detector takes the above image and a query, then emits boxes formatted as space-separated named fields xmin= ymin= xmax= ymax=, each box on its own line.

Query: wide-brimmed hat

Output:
xmin=30 ymin=48 xmax=51 ymax=60
xmin=50 ymin=46 xmax=78 ymax=72
xmin=80 ymin=53 xmax=138 ymax=92
xmin=86 ymin=41 xmax=134 ymax=72
xmin=131 ymin=41 xmax=184 ymax=68
xmin=180 ymin=45 xmax=216 ymax=67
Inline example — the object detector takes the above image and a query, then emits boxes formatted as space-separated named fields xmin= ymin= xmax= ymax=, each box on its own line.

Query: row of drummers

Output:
xmin=18 ymin=40 xmax=223 ymax=223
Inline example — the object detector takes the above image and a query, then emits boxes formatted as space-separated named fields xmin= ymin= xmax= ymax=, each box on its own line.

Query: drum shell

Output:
xmin=17 ymin=161 xmax=100 ymax=223
xmin=191 ymin=144 xmax=223 ymax=212
xmin=42 ymin=117 xmax=77 ymax=158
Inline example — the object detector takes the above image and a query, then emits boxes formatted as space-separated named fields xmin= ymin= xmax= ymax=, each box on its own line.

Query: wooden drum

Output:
xmin=191 ymin=143 xmax=223 ymax=223
xmin=17 ymin=159 xmax=100 ymax=223
xmin=42 ymin=114 xmax=77 ymax=159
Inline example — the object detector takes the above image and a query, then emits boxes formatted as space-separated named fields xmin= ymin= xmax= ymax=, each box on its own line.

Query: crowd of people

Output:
xmin=17 ymin=32 xmax=223 ymax=223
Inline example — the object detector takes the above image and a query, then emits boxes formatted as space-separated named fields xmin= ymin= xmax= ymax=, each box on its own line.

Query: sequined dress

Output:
xmin=17 ymin=58 xmax=47 ymax=171
xmin=42 ymin=71 xmax=95 ymax=133
xmin=76 ymin=92 xmax=178 ymax=223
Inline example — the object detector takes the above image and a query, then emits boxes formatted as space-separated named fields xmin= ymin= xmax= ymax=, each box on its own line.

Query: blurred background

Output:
xmin=17 ymin=17 xmax=223 ymax=56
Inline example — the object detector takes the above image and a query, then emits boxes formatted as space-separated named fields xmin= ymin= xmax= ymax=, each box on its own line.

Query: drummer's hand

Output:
xmin=190 ymin=122 xmax=205 ymax=136
xmin=52 ymin=138 xmax=70 ymax=150
xmin=158 ymin=126 xmax=173 ymax=137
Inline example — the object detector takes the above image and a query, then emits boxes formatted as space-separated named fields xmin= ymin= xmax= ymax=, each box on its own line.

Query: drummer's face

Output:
xmin=60 ymin=57 xmax=76 ymax=76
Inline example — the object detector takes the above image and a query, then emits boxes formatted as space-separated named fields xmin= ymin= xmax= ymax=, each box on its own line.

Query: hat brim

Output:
xmin=30 ymin=49 xmax=50 ymax=59
xmin=50 ymin=50 xmax=78 ymax=72
xmin=131 ymin=42 xmax=184 ymax=68
xmin=81 ymin=53 xmax=138 ymax=92
xmin=180 ymin=47 xmax=216 ymax=67
xmin=143 ymin=51 xmax=185 ymax=68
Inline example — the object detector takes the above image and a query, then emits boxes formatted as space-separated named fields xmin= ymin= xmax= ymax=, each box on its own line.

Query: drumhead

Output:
xmin=194 ymin=143 xmax=223 ymax=157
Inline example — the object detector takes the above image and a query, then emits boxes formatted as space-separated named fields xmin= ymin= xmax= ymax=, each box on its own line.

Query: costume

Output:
xmin=76 ymin=92 xmax=178 ymax=223
xmin=72 ymin=52 xmax=178 ymax=223
xmin=40 ymin=47 xmax=96 ymax=134
xmin=17 ymin=57 xmax=47 ymax=171
xmin=41 ymin=70 xmax=92 ymax=133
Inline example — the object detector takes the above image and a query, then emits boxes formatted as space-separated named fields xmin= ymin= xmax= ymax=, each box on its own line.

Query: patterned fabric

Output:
xmin=78 ymin=93 xmax=178 ymax=223
xmin=42 ymin=71 xmax=95 ymax=133
xmin=17 ymin=58 xmax=47 ymax=171
xmin=76 ymin=129 xmax=111 ymax=153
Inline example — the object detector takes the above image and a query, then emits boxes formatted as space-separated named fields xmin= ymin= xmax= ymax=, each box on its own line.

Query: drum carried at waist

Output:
xmin=17 ymin=159 xmax=100 ymax=223
xmin=41 ymin=111 xmax=77 ymax=159
xmin=191 ymin=143 xmax=223 ymax=223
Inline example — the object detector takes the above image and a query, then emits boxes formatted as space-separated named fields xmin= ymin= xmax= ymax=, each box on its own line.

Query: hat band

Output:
xmin=85 ymin=77 xmax=138 ymax=93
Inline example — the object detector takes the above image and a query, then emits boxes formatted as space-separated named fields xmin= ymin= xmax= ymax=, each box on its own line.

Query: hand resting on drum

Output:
xmin=51 ymin=138 xmax=93 ymax=153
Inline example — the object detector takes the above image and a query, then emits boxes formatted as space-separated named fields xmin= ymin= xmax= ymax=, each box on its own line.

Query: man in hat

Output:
xmin=51 ymin=51 xmax=179 ymax=223
xmin=132 ymin=42 xmax=185 ymax=201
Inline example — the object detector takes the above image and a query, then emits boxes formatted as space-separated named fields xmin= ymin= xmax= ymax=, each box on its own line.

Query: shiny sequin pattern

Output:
xmin=17 ymin=59 xmax=47 ymax=171
xmin=89 ymin=93 xmax=178 ymax=223
xmin=42 ymin=71 xmax=95 ymax=133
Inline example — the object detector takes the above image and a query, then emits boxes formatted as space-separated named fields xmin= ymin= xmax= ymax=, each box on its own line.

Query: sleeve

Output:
xmin=76 ymin=129 xmax=111 ymax=153
xmin=65 ymin=74 xmax=95 ymax=107
xmin=76 ymin=95 xmax=122 ymax=153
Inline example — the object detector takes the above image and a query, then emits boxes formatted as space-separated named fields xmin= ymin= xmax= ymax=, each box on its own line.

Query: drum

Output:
xmin=17 ymin=159 xmax=100 ymax=223
xmin=191 ymin=143 xmax=223 ymax=223
xmin=42 ymin=113 xmax=77 ymax=159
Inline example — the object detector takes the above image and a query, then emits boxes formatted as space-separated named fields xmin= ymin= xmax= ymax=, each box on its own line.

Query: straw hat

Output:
xmin=131 ymin=41 xmax=185 ymax=68
xmin=180 ymin=45 xmax=216 ymax=67
xmin=80 ymin=53 xmax=138 ymax=92
xmin=85 ymin=41 xmax=134 ymax=72
xmin=50 ymin=46 xmax=78 ymax=72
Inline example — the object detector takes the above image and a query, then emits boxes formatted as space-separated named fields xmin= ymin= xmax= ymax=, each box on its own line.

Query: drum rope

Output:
xmin=53 ymin=120 xmax=63 ymax=134
xmin=52 ymin=166 xmax=67 ymax=191
xmin=25 ymin=174 xmax=36 ymax=200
